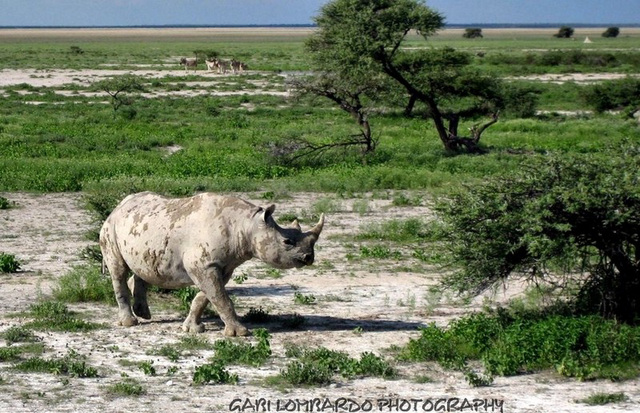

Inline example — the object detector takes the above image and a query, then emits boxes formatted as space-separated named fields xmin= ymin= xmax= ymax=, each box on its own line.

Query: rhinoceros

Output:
xmin=99 ymin=191 xmax=324 ymax=336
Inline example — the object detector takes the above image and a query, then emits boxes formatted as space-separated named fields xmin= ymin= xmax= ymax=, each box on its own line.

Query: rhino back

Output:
xmin=104 ymin=192 xmax=256 ymax=287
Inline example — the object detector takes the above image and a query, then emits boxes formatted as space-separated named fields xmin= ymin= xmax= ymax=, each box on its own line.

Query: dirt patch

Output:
xmin=0 ymin=192 xmax=638 ymax=413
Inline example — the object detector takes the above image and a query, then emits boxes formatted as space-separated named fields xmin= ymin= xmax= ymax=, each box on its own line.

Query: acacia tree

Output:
xmin=94 ymin=74 xmax=146 ymax=117
xmin=286 ymin=71 xmax=392 ymax=162
xmin=307 ymin=0 xmax=502 ymax=152
xmin=437 ymin=148 xmax=640 ymax=323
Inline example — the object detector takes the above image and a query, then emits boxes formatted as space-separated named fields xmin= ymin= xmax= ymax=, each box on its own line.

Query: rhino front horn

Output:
xmin=310 ymin=213 xmax=325 ymax=236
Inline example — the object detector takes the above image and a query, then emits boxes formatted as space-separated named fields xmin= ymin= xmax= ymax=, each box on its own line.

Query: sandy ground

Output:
xmin=0 ymin=192 xmax=638 ymax=413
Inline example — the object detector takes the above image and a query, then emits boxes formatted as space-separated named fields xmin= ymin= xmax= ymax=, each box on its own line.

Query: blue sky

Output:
xmin=1 ymin=0 xmax=639 ymax=27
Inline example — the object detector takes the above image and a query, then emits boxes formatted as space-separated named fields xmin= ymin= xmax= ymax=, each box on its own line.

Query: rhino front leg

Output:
xmin=128 ymin=275 xmax=151 ymax=320
xmin=192 ymin=266 xmax=248 ymax=337
xmin=182 ymin=291 xmax=208 ymax=333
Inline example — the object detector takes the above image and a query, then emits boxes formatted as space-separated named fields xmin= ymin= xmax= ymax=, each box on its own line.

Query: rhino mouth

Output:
xmin=296 ymin=254 xmax=314 ymax=267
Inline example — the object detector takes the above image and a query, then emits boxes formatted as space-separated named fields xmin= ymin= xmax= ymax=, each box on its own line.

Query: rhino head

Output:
xmin=251 ymin=204 xmax=324 ymax=269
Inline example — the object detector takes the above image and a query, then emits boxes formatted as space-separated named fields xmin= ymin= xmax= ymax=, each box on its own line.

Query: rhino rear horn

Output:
xmin=310 ymin=213 xmax=324 ymax=237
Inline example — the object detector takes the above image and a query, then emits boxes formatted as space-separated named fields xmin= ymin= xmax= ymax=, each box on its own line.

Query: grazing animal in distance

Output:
xmin=231 ymin=59 xmax=246 ymax=74
xmin=205 ymin=58 xmax=219 ymax=72
xmin=99 ymin=192 xmax=325 ymax=336
xmin=180 ymin=57 xmax=197 ymax=73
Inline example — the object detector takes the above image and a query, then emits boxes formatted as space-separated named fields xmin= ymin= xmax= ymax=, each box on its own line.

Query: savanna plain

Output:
xmin=1 ymin=27 xmax=640 ymax=413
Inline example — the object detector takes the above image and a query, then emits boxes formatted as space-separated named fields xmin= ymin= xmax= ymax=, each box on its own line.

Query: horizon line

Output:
xmin=1 ymin=23 xmax=639 ymax=30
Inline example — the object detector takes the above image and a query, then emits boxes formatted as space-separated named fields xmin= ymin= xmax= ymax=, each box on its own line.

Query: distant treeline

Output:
xmin=1 ymin=23 xmax=639 ymax=30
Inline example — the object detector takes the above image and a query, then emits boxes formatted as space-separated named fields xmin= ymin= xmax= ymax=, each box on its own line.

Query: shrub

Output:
xmin=582 ymin=77 xmax=640 ymax=112
xmin=436 ymin=147 xmax=640 ymax=323
xmin=2 ymin=326 xmax=38 ymax=344
xmin=14 ymin=350 xmax=98 ymax=378
xmin=602 ymin=27 xmax=620 ymax=38
xmin=106 ymin=379 xmax=145 ymax=396
xmin=193 ymin=361 xmax=239 ymax=385
xmin=26 ymin=301 xmax=103 ymax=332
xmin=211 ymin=328 xmax=272 ymax=367
xmin=0 ymin=253 xmax=21 ymax=273
xmin=0 ymin=196 xmax=13 ymax=209
xmin=400 ymin=310 xmax=640 ymax=381
xmin=52 ymin=265 xmax=115 ymax=304
xmin=463 ymin=28 xmax=483 ymax=39
xmin=554 ymin=26 xmax=574 ymax=38
xmin=277 ymin=346 xmax=395 ymax=385
xmin=499 ymin=83 xmax=539 ymax=118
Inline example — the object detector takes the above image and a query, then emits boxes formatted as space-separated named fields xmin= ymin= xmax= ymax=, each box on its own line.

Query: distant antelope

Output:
xmin=217 ymin=59 xmax=230 ymax=74
xmin=180 ymin=57 xmax=197 ymax=73
xmin=231 ymin=59 xmax=246 ymax=74
xmin=205 ymin=58 xmax=219 ymax=72
xmin=204 ymin=58 xmax=230 ymax=74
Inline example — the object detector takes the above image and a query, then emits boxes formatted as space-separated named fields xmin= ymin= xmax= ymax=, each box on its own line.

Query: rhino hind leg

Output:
xmin=108 ymin=263 xmax=138 ymax=327
xmin=102 ymin=242 xmax=138 ymax=327
xmin=128 ymin=275 xmax=152 ymax=320
xmin=182 ymin=291 xmax=208 ymax=333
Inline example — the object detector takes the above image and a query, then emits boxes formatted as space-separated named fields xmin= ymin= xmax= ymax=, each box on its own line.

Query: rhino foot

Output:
xmin=223 ymin=324 xmax=249 ymax=337
xmin=182 ymin=320 xmax=206 ymax=333
xmin=119 ymin=316 xmax=139 ymax=327
xmin=133 ymin=303 xmax=151 ymax=320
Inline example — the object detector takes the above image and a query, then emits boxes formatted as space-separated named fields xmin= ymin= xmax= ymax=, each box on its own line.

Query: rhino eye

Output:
xmin=283 ymin=238 xmax=295 ymax=246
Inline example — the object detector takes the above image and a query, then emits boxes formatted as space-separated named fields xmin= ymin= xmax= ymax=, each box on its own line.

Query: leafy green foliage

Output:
xmin=212 ymin=328 xmax=272 ymax=367
xmin=106 ymin=379 xmax=145 ymax=396
xmin=400 ymin=309 xmax=640 ymax=381
xmin=0 ymin=347 xmax=21 ymax=362
xmin=602 ymin=27 xmax=620 ymax=38
xmin=147 ymin=345 xmax=181 ymax=362
xmin=356 ymin=218 xmax=441 ymax=242
xmin=463 ymin=28 xmax=483 ymax=39
xmin=278 ymin=346 xmax=396 ymax=385
xmin=14 ymin=350 xmax=98 ymax=378
xmin=0 ymin=196 xmax=13 ymax=209
xmin=358 ymin=245 xmax=402 ymax=260
xmin=293 ymin=292 xmax=317 ymax=305
xmin=26 ymin=301 xmax=103 ymax=332
xmin=582 ymin=77 xmax=640 ymax=112
xmin=0 ymin=253 xmax=21 ymax=273
xmin=553 ymin=26 xmax=574 ymax=38
xmin=138 ymin=361 xmax=156 ymax=376
xmin=2 ymin=326 xmax=38 ymax=345
xmin=93 ymin=74 xmax=146 ymax=115
xmin=579 ymin=392 xmax=627 ymax=405
xmin=193 ymin=361 xmax=239 ymax=385
xmin=52 ymin=265 xmax=115 ymax=304
xmin=436 ymin=147 xmax=640 ymax=322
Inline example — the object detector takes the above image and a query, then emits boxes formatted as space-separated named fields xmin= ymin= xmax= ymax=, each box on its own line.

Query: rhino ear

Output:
xmin=261 ymin=204 xmax=276 ymax=224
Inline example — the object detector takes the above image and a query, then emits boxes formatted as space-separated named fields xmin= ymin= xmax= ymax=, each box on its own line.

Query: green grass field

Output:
xmin=0 ymin=27 xmax=639 ymax=195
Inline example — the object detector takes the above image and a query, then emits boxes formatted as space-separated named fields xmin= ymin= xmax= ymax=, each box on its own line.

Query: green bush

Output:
xmin=602 ymin=27 xmax=620 ymax=38
xmin=436 ymin=147 xmax=640 ymax=322
xmin=106 ymin=379 xmax=145 ymax=396
xmin=0 ymin=253 xmax=21 ymax=273
xmin=14 ymin=350 xmax=98 ymax=378
xmin=553 ymin=26 xmax=574 ymax=38
xmin=400 ymin=310 xmax=640 ymax=381
xmin=193 ymin=361 xmax=239 ymax=385
xmin=26 ymin=301 xmax=103 ymax=332
xmin=211 ymin=328 xmax=272 ymax=367
xmin=51 ymin=265 xmax=115 ymax=304
xmin=582 ymin=77 xmax=640 ymax=112
xmin=0 ymin=196 xmax=13 ymax=209
xmin=278 ymin=346 xmax=395 ymax=385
